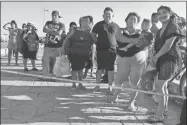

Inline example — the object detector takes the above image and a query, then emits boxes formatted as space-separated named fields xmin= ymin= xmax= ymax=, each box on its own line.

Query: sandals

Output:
xmin=147 ymin=115 xmax=164 ymax=123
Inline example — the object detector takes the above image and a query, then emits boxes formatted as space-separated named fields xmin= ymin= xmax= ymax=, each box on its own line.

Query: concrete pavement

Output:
xmin=1 ymin=50 xmax=183 ymax=125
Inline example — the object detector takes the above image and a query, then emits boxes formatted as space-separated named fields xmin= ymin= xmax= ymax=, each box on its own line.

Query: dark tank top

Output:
xmin=117 ymin=30 xmax=141 ymax=57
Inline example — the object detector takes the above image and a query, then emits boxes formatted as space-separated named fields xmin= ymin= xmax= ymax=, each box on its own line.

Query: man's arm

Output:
xmin=43 ymin=21 xmax=55 ymax=34
xmin=56 ymin=23 xmax=65 ymax=36
xmin=91 ymin=32 xmax=97 ymax=44
xmin=43 ymin=21 xmax=59 ymax=36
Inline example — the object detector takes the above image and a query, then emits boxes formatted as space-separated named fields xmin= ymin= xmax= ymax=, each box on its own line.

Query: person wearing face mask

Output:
xmin=151 ymin=13 xmax=161 ymax=38
xmin=61 ymin=16 xmax=94 ymax=91
xmin=91 ymin=8 xmax=141 ymax=94
xmin=146 ymin=6 xmax=184 ymax=123
xmin=22 ymin=22 xmax=39 ymax=71
xmin=3 ymin=20 xmax=19 ymax=66
xmin=42 ymin=10 xmax=66 ymax=78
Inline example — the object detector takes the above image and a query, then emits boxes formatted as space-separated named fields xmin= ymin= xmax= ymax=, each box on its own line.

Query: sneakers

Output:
xmin=31 ymin=68 xmax=39 ymax=71
xmin=24 ymin=68 xmax=38 ymax=72
xmin=71 ymin=83 xmax=77 ymax=91
xmin=77 ymin=83 xmax=87 ymax=91
xmin=93 ymin=86 xmax=100 ymax=92
xmin=24 ymin=68 xmax=29 ymax=72
xmin=107 ymin=86 xmax=113 ymax=95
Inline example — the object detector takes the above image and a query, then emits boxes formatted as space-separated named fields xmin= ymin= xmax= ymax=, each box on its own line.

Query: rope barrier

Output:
xmin=1 ymin=69 xmax=186 ymax=100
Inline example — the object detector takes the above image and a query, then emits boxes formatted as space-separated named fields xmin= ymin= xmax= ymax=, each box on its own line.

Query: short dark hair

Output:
xmin=151 ymin=13 xmax=157 ymax=19
xmin=142 ymin=18 xmax=152 ymax=24
xmin=10 ymin=20 xmax=18 ymax=28
xmin=157 ymin=5 xmax=179 ymax=22
xmin=104 ymin=7 xmax=113 ymax=13
xmin=86 ymin=15 xmax=93 ymax=24
xmin=22 ymin=23 xmax=26 ymax=28
xmin=79 ymin=16 xmax=88 ymax=26
xmin=125 ymin=12 xmax=141 ymax=23
xmin=69 ymin=22 xmax=77 ymax=28
xmin=157 ymin=5 xmax=172 ymax=14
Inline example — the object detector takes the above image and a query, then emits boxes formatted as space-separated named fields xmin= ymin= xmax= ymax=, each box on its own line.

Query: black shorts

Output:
xmin=23 ymin=51 xmax=37 ymax=60
xmin=69 ymin=53 xmax=89 ymax=71
xmin=97 ymin=49 xmax=116 ymax=71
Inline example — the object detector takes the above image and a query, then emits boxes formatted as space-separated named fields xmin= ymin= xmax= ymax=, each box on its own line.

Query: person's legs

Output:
xmin=71 ymin=70 xmax=78 ymax=90
xmin=101 ymin=69 xmax=108 ymax=82
xmin=49 ymin=57 xmax=56 ymax=75
xmin=163 ymin=82 xmax=169 ymax=112
xmin=106 ymin=50 xmax=116 ymax=94
xmin=178 ymin=99 xmax=187 ymax=125
xmin=31 ymin=59 xmax=38 ymax=71
xmin=7 ymin=48 xmax=13 ymax=65
xmin=23 ymin=58 xmax=28 ymax=71
xmin=42 ymin=47 xmax=51 ymax=76
xmin=13 ymin=49 xmax=15 ymax=57
xmin=14 ymin=49 xmax=19 ymax=65
xmin=129 ymin=61 xmax=145 ymax=109
xmin=129 ymin=51 xmax=146 ymax=109
xmin=154 ymin=78 xmax=168 ymax=117
xmin=94 ymin=69 xmax=103 ymax=92
xmin=83 ymin=68 xmax=89 ymax=79
xmin=108 ymin=70 xmax=114 ymax=91
xmin=78 ymin=69 xmax=83 ymax=81
xmin=78 ymin=69 xmax=87 ymax=90
xmin=94 ymin=50 xmax=105 ymax=92
xmin=108 ymin=56 xmax=131 ymax=102
xmin=51 ymin=48 xmax=61 ymax=75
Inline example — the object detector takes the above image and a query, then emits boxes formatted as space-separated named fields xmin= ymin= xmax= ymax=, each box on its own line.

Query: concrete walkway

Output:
xmin=1 ymin=50 xmax=182 ymax=125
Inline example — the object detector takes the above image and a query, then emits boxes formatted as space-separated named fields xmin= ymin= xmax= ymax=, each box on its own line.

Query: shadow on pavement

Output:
xmin=1 ymin=84 xmax=155 ymax=124
xmin=1 ymin=52 xmax=182 ymax=125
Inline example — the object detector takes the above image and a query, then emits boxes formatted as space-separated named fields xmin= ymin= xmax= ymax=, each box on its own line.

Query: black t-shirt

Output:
xmin=44 ymin=21 xmax=65 ymax=48
xmin=117 ymin=30 xmax=141 ymax=57
xmin=92 ymin=21 xmax=119 ymax=51
xmin=69 ymin=29 xmax=94 ymax=56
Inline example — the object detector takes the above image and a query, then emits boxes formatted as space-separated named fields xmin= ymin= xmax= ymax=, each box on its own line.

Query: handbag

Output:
xmin=53 ymin=55 xmax=71 ymax=77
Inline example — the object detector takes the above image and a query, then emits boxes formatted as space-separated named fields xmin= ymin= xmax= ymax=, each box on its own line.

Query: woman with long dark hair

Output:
xmin=3 ymin=20 xmax=19 ymax=65
xmin=22 ymin=22 xmax=39 ymax=71
xmin=147 ymin=6 xmax=184 ymax=123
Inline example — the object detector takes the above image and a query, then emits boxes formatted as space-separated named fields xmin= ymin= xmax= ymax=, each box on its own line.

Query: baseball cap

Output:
xmin=52 ymin=10 xmax=62 ymax=18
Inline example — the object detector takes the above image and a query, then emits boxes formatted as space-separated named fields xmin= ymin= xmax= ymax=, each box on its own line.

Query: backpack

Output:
xmin=26 ymin=31 xmax=39 ymax=52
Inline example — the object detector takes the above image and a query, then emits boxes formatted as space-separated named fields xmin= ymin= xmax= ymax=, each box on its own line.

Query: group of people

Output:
xmin=3 ymin=21 xmax=39 ymax=71
xmin=3 ymin=5 xmax=186 ymax=124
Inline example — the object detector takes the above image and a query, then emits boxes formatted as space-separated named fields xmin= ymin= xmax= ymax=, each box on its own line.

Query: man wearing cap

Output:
xmin=42 ymin=10 xmax=66 ymax=77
